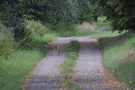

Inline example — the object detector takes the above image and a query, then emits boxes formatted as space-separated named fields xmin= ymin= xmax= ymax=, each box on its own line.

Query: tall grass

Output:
xmin=0 ymin=24 xmax=15 ymax=58
xmin=60 ymin=41 xmax=81 ymax=90
xmin=99 ymin=32 xmax=135 ymax=88
xmin=0 ymin=49 xmax=45 ymax=90
xmin=0 ymin=20 xmax=55 ymax=90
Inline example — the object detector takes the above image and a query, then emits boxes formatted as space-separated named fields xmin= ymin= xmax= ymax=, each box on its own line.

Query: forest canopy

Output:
xmin=0 ymin=0 xmax=135 ymax=40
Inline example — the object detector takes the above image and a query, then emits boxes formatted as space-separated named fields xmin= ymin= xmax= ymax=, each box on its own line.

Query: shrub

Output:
xmin=25 ymin=20 xmax=48 ymax=46
xmin=25 ymin=20 xmax=47 ymax=37
xmin=42 ymin=34 xmax=55 ymax=44
xmin=130 ymin=37 xmax=135 ymax=49
xmin=49 ymin=23 xmax=77 ymax=37
xmin=0 ymin=25 xmax=14 ymax=58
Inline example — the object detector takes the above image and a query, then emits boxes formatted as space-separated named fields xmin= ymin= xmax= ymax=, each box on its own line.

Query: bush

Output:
xmin=25 ymin=20 xmax=47 ymax=37
xmin=130 ymin=37 xmax=135 ymax=49
xmin=49 ymin=23 xmax=77 ymax=37
xmin=42 ymin=34 xmax=56 ymax=44
xmin=0 ymin=25 xmax=14 ymax=57
xmin=25 ymin=20 xmax=48 ymax=46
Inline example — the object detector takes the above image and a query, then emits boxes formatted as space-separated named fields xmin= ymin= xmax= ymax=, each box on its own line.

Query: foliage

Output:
xmin=25 ymin=20 xmax=47 ymax=37
xmin=0 ymin=24 xmax=15 ymax=58
xmin=96 ymin=0 xmax=135 ymax=32
xmin=46 ymin=21 xmax=120 ymax=37
xmin=99 ymin=32 xmax=135 ymax=88
xmin=25 ymin=20 xmax=48 ymax=46
xmin=17 ymin=0 xmax=80 ymax=23
xmin=0 ymin=49 xmax=44 ymax=90
xmin=24 ymin=20 xmax=56 ymax=47
xmin=42 ymin=34 xmax=56 ymax=44
xmin=19 ymin=0 xmax=47 ymax=20
xmin=0 ymin=0 xmax=100 ymax=42
xmin=78 ymin=0 xmax=99 ymax=22
xmin=49 ymin=23 xmax=77 ymax=37
xmin=44 ymin=0 xmax=79 ymax=24
xmin=0 ymin=0 xmax=26 ymax=40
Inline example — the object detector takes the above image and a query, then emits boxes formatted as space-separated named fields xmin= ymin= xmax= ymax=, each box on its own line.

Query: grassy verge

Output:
xmin=0 ymin=49 xmax=45 ymax=90
xmin=99 ymin=32 xmax=135 ymax=88
xmin=60 ymin=41 xmax=81 ymax=90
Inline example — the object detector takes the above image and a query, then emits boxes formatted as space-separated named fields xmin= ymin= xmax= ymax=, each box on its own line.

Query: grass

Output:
xmin=1 ymin=16 xmax=134 ymax=89
xmin=73 ymin=19 xmax=135 ymax=88
xmin=99 ymin=32 xmax=135 ymax=88
xmin=0 ymin=20 xmax=58 ymax=90
xmin=63 ymin=75 xmax=81 ymax=90
xmin=60 ymin=41 xmax=81 ymax=90
xmin=0 ymin=48 xmax=45 ymax=90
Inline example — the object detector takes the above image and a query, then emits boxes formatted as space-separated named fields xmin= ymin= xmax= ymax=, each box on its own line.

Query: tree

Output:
xmin=44 ymin=0 xmax=79 ymax=24
xmin=77 ymin=0 xmax=99 ymax=22
xmin=0 ymin=0 xmax=26 ymax=40
xmin=97 ymin=0 xmax=135 ymax=32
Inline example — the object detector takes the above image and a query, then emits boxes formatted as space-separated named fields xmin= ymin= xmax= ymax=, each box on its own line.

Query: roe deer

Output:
xmin=26 ymin=43 xmax=33 ymax=50
xmin=44 ymin=43 xmax=60 ymax=56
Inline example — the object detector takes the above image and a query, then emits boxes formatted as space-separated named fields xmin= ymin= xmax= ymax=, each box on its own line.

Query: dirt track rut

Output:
xmin=24 ymin=36 xmax=128 ymax=90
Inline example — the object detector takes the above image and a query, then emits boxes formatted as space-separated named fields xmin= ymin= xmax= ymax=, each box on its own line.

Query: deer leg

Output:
xmin=51 ymin=49 xmax=53 ymax=56
xmin=58 ymin=49 xmax=60 ymax=56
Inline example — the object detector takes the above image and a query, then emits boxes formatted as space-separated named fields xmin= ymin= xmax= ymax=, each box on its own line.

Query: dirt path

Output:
xmin=72 ymin=38 xmax=128 ymax=90
xmin=24 ymin=36 xmax=128 ymax=90
xmin=24 ymin=41 xmax=67 ymax=90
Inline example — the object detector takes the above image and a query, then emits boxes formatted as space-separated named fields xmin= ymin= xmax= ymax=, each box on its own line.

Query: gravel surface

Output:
xmin=24 ymin=40 xmax=67 ymax=90
xmin=72 ymin=38 xmax=129 ymax=90
xmin=24 ymin=36 xmax=129 ymax=90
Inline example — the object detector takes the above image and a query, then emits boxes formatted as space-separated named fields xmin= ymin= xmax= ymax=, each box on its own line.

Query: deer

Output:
xmin=44 ymin=43 xmax=60 ymax=56
xmin=26 ymin=43 xmax=33 ymax=50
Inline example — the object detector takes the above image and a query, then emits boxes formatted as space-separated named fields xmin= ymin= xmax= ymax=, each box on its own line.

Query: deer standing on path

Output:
xmin=44 ymin=43 xmax=60 ymax=56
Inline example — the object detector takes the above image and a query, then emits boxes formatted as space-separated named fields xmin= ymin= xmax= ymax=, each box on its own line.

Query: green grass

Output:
xmin=99 ymin=32 xmax=135 ymax=88
xmin=63 ymin=75 xmax=81 ymax=90
xmin=0 ymin=20 xmax=60 ymax=90
xmin=60 ymin=41 xmax=81 ymax=90
xmin=75 ymin=25 xmax=120 ymax=38
xmin=0 ymin=49 xmax=45 ymax=90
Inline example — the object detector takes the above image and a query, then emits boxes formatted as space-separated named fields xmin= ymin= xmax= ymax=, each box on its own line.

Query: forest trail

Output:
xmin=72 ymin=39 xmax=128 ymax=90
xmin=24 ymin=36 xmax=128 ymax=90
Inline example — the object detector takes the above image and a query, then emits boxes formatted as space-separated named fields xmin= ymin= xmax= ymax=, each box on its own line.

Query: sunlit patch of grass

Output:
xmin=75 ymin=29 xmax=99 ymax=36
xmin=60 ymin=41 xmax=81 ymax=90
xmin=0 ymin=49 xmax=45 ymax=90
xmin=92 ymin=30 xmax=120 ymax=39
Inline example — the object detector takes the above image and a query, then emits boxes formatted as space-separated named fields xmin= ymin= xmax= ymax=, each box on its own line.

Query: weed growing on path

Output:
xmin=60 ymin=40 xmax=81 ymax=90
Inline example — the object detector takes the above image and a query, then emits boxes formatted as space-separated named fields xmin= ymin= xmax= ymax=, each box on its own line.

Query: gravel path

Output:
xmin=24 ymin=40 xmax=67 ymax=90
xmin=24 ymin=36 xmax=128 ymax=90
xmin=72 ymin=38 xmax=128 ymax=90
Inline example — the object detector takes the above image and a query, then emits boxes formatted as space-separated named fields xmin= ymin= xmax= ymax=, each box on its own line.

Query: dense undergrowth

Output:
xmin=0 ymin=20 xmax=54 ymax=90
